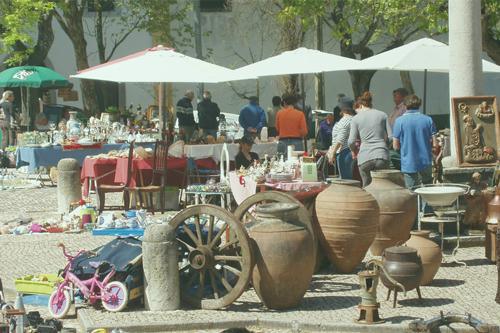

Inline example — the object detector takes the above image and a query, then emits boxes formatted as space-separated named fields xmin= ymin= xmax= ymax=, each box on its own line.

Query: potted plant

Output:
xmin=104 ymin=106 xmax=119 ymax=122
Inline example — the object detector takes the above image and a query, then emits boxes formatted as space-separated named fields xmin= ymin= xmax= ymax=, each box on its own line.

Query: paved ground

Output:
xmin=0 ymin=186 xmax=499 ymax=333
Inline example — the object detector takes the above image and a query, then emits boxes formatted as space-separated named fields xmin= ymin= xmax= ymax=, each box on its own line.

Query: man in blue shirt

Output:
xmin=239 ymin=96 xmax=266 ymax=137
xmin=393 ymin=94 xmax=437 ymax=188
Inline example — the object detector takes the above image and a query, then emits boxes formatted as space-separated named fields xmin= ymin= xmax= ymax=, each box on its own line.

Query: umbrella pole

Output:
xmin=300 ymin=74 xmax=308 ymax=153
xmin=423 ymin=69 xmax=428 ymax=115
xmin=27 ymin=87 xmax=30 ymax=132
xmin=159 ymin=82 xmax=164 ymax=139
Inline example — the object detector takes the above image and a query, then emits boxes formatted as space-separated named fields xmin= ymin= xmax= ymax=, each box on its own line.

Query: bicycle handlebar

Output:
xmin=58 ymin=243 xmax=97 ymax=261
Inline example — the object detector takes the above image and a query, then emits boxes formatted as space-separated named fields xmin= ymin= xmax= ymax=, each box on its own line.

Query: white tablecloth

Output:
xmin=184 ymin=142 xmax=278 ymax=163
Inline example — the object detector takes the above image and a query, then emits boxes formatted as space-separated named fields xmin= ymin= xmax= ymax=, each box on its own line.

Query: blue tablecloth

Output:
xmin=16 ymin=143 xmax=155 ymax=172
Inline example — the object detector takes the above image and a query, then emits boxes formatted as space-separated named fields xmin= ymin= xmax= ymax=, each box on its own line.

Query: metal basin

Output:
xmin=414 ymin=186 xmax=466 ymax=207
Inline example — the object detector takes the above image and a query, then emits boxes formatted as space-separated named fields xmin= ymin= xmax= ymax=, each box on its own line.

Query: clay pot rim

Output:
xmin=255 ymin=202 xmax=299 ymax=214
xmin=370 ymin=169 xmax=402 ymax=178
xmin=409 ymin=230 xmax=431 ymax=238
xmin=331 ymin=179 xmax=361 ymax=187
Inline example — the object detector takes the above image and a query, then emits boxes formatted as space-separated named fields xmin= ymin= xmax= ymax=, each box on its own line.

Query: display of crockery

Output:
xmin=77 ymin=138 xmax=95 ymax=146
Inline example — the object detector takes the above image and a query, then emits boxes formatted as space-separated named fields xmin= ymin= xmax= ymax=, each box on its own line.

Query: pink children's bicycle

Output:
xmin=48 ymin=243 xmax=128 ymax=319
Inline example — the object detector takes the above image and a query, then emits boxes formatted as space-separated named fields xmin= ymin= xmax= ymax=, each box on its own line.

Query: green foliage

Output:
xmin=124 ymin=0 xmax=194 ymax=49
xmin=0 ymin=0 xmax=54 ymax=65
xmin=484 ymin=0 xmax=500 ymax=40
xmin=105 ymin=105 xmax=119 ymax=114
xmin=279 ymin=0 xmax=448 ymax=56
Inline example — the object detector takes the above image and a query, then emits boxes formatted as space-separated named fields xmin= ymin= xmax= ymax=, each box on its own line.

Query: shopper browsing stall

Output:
xmin=348 ymin=91 xmax=391 ymax=187
xmin=197 ymin=91 xmax=221 ymax=139
xmin=392 ymin=94 xmax=437 ymax=188
xmin=275 ymin=94 xmax=308 ymax=155
xmin=239 ymin=96 xmax=266 ymax=138
xmin=176 ymin=90 xmax=197 ymax=142
xmin=328 ymin=98 xmax=355 ymax=179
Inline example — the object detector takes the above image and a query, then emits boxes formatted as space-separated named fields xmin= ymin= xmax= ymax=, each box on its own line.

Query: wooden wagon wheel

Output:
xmin=169 ymin=204 xmax=253 ymax=309
xmin=233 ymin=191 xmax=317 ymax=262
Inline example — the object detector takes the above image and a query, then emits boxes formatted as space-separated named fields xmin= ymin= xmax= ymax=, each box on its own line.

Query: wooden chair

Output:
xmin=127 ymin=139 xmax=169 ymax=214
xmin=96 ymin=141 xmax=134 ymax=213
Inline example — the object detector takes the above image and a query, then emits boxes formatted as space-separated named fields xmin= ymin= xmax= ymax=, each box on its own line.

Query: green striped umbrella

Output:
xmin=0 ymin=66 xmax=69 ymax=88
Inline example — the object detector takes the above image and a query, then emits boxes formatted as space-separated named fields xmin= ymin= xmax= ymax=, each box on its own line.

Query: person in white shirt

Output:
xmin=328 ymin=98 xmax=355 ymax=179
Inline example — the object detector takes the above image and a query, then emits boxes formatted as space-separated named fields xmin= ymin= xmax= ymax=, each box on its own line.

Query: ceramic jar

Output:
xmin=365 ymin=170 xmax=417 ymax=256
xmin=249 ymin=202 xmax=315 ymax=309
xmin=315 ymin=179 xmax=379 ymax=273
xmin=496 ymin=226 xmax=500 ymax=304
xmin=66 ymin=111 xmax=81 ymax=137
xmin=381 ymin=246 xmax=423 ymax=292
xmin=486 ymin=186 xmax=500 ymax=224
xmin=486 ymin=186 xmax=500 ymax=262
xmin=405 ymin=230 xmax=442 ymax=285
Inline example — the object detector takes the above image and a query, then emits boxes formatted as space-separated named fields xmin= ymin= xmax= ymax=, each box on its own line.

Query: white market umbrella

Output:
xmin=71 ymin=46 xmax=238 ymax=131
xmin=230 ymin=47 xmax=362 ymax=80
xmin=71 ymin=45 xmax=236 ymax=83
xmin=357 ymin=38 xmax=500 ymax=113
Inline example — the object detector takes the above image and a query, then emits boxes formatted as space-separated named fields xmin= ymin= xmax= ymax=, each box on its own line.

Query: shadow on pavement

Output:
xmin=225 ymin=295 xmax=359 ymax=312
xmin=383 ymin=315 xmax=420 ymax=323
xmin=427 ymin=278 xmax=465 ymax=287
xmin=309 ymin=280 xmax=360 ymax=293
xmin=398 ymin=297 xmax=454 ymax=307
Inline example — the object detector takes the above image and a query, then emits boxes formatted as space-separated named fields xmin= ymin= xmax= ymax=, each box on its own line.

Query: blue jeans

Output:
xmin=336 ymin=148 xmax=353 ymax=179
xmin=201 ymin=128 xmax=217 ymax=139
xmin=403 ymin=166 xmax=433 ymax=189
xmin=278 ymin=138 xmax=304 ymax=156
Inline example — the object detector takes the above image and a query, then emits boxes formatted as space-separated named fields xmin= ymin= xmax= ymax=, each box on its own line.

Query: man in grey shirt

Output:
xmin=0 ymin=90 xmax=15 ymax=149
xmin=348 ymin=92 xmax=390 ymax=187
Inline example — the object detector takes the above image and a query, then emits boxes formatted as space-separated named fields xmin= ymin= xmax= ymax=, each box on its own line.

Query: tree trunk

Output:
xmin=348 ymin=70 xmax=376 ymax=98
xmin=314 ymin=17 xmax=325 ymax=110
xmin=278 ymin=17 xmax=303 ymax=96
xmin=54 ymin=2 xmax=100 ymax=115
xmin=11 ymin=12 xmax=55 ymax=125
xmin=399 ymin=71 xmax=415 ymax=94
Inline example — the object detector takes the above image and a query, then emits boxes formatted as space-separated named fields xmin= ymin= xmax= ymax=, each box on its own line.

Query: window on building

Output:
xmin=200 ymin=0 xmax=231 ymax=12
xmin=88 ymin=0 xmax=115 ymax=12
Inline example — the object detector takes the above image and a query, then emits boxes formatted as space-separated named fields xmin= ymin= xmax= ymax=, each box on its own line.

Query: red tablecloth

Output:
xmin=81 ymin=157 xmax=217 ymax=196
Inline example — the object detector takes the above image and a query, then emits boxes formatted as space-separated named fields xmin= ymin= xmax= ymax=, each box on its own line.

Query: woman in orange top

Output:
xmin=276 ymin=94 xmax=308 ymax=156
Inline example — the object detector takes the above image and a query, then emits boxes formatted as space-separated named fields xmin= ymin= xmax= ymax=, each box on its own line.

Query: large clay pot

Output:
xmin=486 ymin=186 xmax=500 ymax=262
xmin=405 ymin=230 xmax=442 ymax=285
xmin=381 ymin=245 xmax=423 ymax=292
xmin=496 ymin=226 xmax=500 ymax=304
xmin=486 ymin=186 xmax=500 ymax=224
xmin=315 ymin=179 xmax=379 ymax=273
xmin=365 ymin=170 xmax=417 ymax=256
xmin=249 ymin=202 xmax=314 ymax=309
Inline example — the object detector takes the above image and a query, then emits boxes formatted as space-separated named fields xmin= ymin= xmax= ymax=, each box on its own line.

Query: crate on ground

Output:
xmin=15 ymin=274 xmax=63 ymax=295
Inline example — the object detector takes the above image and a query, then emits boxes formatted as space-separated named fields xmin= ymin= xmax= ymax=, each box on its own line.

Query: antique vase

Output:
xmin=405 ymin=230 xmax=442 ymax=285
xmin=315 ymin=179 xmax=379 ymax=273
xmin=249 ymin=202 xmax=315 ymax=309
xmin=365 ymin=170 xmax=417 ymax=256
xmin=66 ymin=111 xmax=81 ymax=137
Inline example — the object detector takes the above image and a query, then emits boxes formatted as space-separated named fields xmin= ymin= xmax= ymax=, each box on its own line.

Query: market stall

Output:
xmin=16 ymin=143 xmax=156 ymax=172
xmin=81 ymin=154 xmax=217 ymax=196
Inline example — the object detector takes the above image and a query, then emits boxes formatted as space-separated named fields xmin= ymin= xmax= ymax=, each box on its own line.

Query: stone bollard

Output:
xmin=143 ymin=223 xmax=180 ymax=311
xmin=57 ymin=158 xmax=81 ymax=214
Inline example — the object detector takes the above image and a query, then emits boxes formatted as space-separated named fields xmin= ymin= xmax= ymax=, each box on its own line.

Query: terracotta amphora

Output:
xmin=315 ymin=179 xmax=379 ymax=273
xmin=381 ymin=245 xmax=423 ymax=292
xmin=405 ymin=230 xmax=442 ymax=285
xmin=486 ymin=186 xmax=500 ymax=262
xmin=365 ymin=170 xmax=417 ymax=256
xmin=249 ymin=202 xmax=314 ymax=309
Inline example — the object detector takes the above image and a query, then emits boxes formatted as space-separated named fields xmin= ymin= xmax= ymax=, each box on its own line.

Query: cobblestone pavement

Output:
xmin=0 ymin=187 xmax=499 ymax=332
